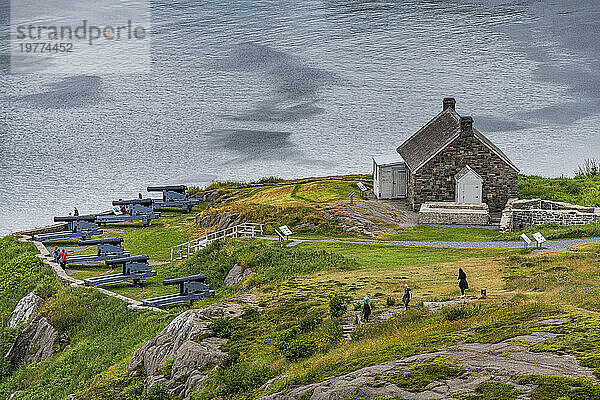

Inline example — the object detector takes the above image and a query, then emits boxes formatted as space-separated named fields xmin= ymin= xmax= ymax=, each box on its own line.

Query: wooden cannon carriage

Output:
xmin=96 ymin=199 xmax=160 ymax=227
xmin=66 ymin=237 xmax=129 ymax=265
xmin=83 ymin=255 xmax=156 ymax=287
xmin=142 ymin=274 xmax=214 ymax=307
xmin=147 ymin=185 xmax=200 ymax=213
xmin=33 ymin=215 xmax=103 ymax=242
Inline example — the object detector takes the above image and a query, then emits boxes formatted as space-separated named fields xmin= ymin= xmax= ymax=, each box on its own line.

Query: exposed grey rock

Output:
xmin=535 ymin=317 xmax=569 ymax=326
xmin=422 ymin=297 xmax=478 ymax=313
xmin=129 ymin=293 xmax=260 ymax=400
xmin=224 ymin=264 xmax=254 ymax=287
xmin=7 ymin=292 xmax=45 ymax=328
xmin=257 ymin=331 xmax=594 ymax=400
xmin=195 ymin=212 xmax=244 ymax=231
xmin=4 ymin=317 xmax=69 ymax=369
xmin=8 ymin=391 xmax=23 ymax=400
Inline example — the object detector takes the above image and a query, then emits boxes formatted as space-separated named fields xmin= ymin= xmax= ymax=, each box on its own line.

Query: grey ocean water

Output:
xmin=1 ymin=0 xmax=600 ymax=235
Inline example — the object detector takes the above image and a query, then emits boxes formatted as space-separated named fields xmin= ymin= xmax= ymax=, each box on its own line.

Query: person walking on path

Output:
xmin=362 ymin=292 xmax=372 ymax=323
xmin=402 ymin=284 xmax=412 ymax=310
xmin=458 ymin=268 xmax=469 ymax=297
xmin=73 ymin=207 xmax=79 ymax=216
xmin=59 ymin=250 xmax=67 ymax=269
xmin=53 ymin=246 xmax=60 ymax=262
xmin=138 ymin=193 xmax=143 ymax=199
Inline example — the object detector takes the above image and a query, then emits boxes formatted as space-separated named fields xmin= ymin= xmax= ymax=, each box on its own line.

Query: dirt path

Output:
xmin=260 ymin=235 xmax=600 ymax=253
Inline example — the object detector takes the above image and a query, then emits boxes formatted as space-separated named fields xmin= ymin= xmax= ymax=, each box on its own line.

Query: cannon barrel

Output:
xmin=78 ymin=237 xmax=123 ymax=246
xmin=54 ymin=215 xmax=97 ymax=222
xmin=147 ymin=185 xmax=187 ymax=193
xmin=163 ymin=274 xmax=207 ymax=286
xmin=112 ymin=199 xmax=153 ymax=206
xmin=105 ymin=255 xmax=149 ymax=265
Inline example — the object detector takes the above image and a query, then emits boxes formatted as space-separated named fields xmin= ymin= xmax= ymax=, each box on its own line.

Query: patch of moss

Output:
xmin=458 ymin=381 xmax=522 ymax=400
xmin=385 ymin=357 xmax=464 ymax=392
xmin=518 ymin=375 xmax=600 ymax=400
xmin=157 ymin=359 xmax=174 ymax=380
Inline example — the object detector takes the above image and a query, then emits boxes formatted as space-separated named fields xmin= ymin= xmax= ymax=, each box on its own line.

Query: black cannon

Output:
xmin=83 ymin=255 xmax=156 ymax=287
xmin=96 ymin=199 xmax=160 ymax=227
xmin=142 ymin=274 xmax=214 ymax=307
xmin=33 ymin=215 xmax=103 ymax=242
xmin=66 ymin=237 xmax=129 ymax=265
xmin=147 ymin=185 xmax=200 ymax=213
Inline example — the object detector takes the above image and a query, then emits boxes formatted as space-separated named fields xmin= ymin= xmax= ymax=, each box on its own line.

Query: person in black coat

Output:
xmin=458 ymin=268 xmax=468 ymax=297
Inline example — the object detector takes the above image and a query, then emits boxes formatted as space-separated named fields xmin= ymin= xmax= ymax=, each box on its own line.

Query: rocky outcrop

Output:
xmin=4 ymin=317 xmax=69 ymax=369
xmin=257 ymin=330 xmax=594 ymax=400
xmin=190 ymin=190 xmax=221 ymax=204
xmin=196 ymin=212 xmax=244 ymax=231
xmin=128 ymin=293 xmax=260 ymax=400
xmin=224 ymin=264 xmax=254 ymax=287
xmin=7 ymin=292 xmax=45 ymax=328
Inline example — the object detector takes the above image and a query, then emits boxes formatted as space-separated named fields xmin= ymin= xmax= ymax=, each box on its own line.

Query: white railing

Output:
xmin=169 ymin=222 xmax=264 ymax=261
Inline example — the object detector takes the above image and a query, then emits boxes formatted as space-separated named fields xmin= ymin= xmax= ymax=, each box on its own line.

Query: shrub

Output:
xmin=443 ymin=306 xmax=468 ymax=321
xmin=142 ymin=384 xmax=176 ymax=400
xmin=219 ymin=363 xmax=272 ymax=395
xmin=280 ymin=338 xmax=317 ymax=361
xmin=386 ymin=297 xmax=396 ymax=307
xmin=329 ymin=294 xmax=351 ymax=318
xmin=35 ymin=275 xmax=61 ymax=299
xmin=208 ymin=318 xmax=234 ymax=339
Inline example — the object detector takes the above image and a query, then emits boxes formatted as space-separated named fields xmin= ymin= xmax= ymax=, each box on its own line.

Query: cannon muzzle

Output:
xmin=54 ymin=215 xmax=97 ymax=222
xmin=105 ymin=255 xmax=149 ymax=265
xmin=163 ymin=274 xmax=207 ymax=286
xmin=112 ymin=199 xmax=153 ymax=206
xmin=78 ymin=237 xmax=123 ymax=246
xmin=147 ymin=185 xmax=187 ymax=193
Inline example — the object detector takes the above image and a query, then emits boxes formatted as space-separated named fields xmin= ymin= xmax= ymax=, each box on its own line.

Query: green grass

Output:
xmin=296 ymin=241 xmax=514 ymax=270
xmin=518 ymin=174 xmax=600 ymax=207
xmin=0 ymin=286 xmax=172 ymax=400
xmin=0 ymin=236 xmax=52 ymax=323
xmin=503 ymin=252 xmax=600 ymax=311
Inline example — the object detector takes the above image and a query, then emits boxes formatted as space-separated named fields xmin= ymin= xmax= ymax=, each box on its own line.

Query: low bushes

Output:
xmin=167 ymin=240 xmax=357 ymax=292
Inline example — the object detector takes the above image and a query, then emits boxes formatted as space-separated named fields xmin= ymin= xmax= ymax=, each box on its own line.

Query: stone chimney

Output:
xmin=443 ymin=97 xmax=456 ymax=111
xmin=460 ymin=116 xmax=473 ymax=136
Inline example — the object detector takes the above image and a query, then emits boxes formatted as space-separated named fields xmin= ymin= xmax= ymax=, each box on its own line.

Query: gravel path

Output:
xmin=259 ymin=236 xmax=600 ymax=253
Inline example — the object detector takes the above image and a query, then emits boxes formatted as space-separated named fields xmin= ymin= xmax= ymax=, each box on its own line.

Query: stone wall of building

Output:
xmin=500 ymin=199 xmax=600 ymax=232
xmin=409 ymin=135 xmax=518 ymax=213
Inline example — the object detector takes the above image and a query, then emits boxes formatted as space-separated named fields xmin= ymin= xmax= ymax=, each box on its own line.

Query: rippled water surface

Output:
xmin=1 ymin=0 xmax=600 ymax=234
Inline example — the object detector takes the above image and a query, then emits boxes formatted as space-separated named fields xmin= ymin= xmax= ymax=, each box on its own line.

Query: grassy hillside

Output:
xmin=518 ymin=174 xmax=600 ymax=207
xmin=2 ymin=174 xmax=600 ymax=399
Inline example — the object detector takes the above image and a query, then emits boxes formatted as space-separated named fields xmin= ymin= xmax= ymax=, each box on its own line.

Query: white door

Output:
xmin=392 ymin=169 xmax=407 ymax=198
xmin=460 ymin=182 xmax=481 ymax=203
xmin=455 ymin=169 xmax=483 ymax=204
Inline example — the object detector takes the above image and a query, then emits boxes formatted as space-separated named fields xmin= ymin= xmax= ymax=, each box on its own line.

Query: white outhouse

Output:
xmin=372 ymin=155 xmax=408 ymax=199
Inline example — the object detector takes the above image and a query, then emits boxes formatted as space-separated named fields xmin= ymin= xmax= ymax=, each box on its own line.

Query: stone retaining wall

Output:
xmin=418 ymin=202 xmax=490 ymax=225
xmin=500 ymin=199 xmax=600 ymax=232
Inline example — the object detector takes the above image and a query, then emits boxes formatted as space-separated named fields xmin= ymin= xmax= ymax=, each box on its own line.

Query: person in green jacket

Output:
xmin=363 ymin=292 xmax=372 ymax=323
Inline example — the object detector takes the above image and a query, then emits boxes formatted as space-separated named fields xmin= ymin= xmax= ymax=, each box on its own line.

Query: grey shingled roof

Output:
xmin=396 ymin=109 xmax=518 ymax=173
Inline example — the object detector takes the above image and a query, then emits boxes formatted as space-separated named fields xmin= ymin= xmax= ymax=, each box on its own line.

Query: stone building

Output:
xmin=373 ymin=98 xmax=518 ymax=213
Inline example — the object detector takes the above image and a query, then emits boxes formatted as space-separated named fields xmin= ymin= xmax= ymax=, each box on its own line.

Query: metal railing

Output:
xmin=169 ymin=222 xmax=264 ymax=261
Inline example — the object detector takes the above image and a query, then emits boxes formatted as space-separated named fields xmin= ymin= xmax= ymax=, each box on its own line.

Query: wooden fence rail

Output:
xmin=169 ymin=223 xmax=264 ymax=261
